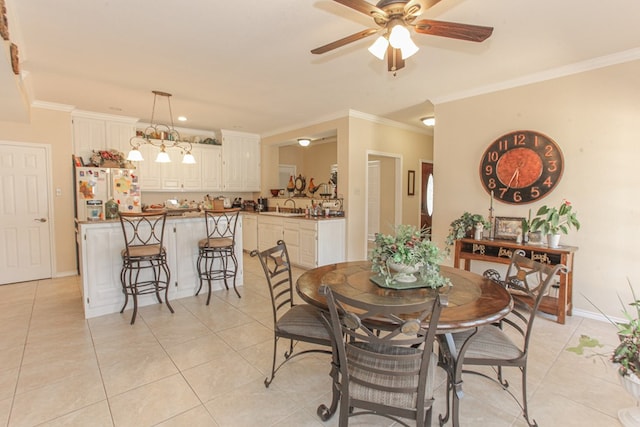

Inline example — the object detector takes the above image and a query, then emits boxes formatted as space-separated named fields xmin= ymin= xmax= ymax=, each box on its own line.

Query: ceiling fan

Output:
xmin=311 ymin=0 xmax=493 ymax=72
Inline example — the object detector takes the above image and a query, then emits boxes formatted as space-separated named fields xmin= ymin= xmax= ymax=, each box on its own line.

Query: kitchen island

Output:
xmin=77 ymin=213 xmax=243 ymax=319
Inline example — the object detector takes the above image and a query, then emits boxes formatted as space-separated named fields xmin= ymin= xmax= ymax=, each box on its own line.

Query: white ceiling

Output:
xmin=5 ymin=0 xmax=640 ymax=136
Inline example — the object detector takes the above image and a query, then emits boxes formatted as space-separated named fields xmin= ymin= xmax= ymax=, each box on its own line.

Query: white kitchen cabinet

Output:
xmin=242 ymin=214 xmax=258 ymax=253
xmin=78 ymin=215 xmax=243 ymax=319
xmin=137 ymin=143 xmax=220 ymax=192
xmin=201 ymin=145 xmax=222 ymax=191
xmin=136 ymin=143 xmax=162 ymax=190
xmin=72 ymin=112 xmax=136 ymax=164
xmin=78 ymin=223 xmax=125 ymax=317
xmin=160 ymin=145 xmax=201 ymax=191
xmin=221 ymin=129 xmax=261 ymax=192
xmin=257 ymin=215 xmax=284 ymax=251
xmin=299 ymin=222 xmax=317 ymax=268
xmin=256 ymin=216 xmax=346 ymax=268
xmin=283 ymin=220 xmax=300 ymax=265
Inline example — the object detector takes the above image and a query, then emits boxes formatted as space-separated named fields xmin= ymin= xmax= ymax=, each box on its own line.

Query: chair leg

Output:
xmin=264 ymin=335 xmax=279 ymax=388
xmin=195 ymin=252 xmax=204 ymax=296
xmin=520 ymin=365 xmax=537 ymax=427
xmin=161 ymin=260 xmax=174 ymax=314
xmin=229 ymin=251 xmax=241 ymax=298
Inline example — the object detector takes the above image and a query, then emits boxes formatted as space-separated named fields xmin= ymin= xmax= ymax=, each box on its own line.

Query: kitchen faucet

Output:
xmin=283 ymin=198 xmax=296 ymax=210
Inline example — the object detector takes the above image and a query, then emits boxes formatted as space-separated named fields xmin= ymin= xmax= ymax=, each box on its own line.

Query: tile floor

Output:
xmin=0 ymin=253 xmax=631 ymax=426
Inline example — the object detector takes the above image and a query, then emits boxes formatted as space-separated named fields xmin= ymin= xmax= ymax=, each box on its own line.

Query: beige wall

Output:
xmin=278 ymin=141 xmax=337 ymax=189
xmin=433 ymin=59 xmax=640 ymax=318
xmin=0 ymin=107 xmax=76 ymax=276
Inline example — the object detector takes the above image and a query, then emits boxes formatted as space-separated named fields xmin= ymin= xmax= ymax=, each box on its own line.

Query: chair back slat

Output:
xmin=119 ymin=211 xmax=167 ymax=257
xmin=251 ymin=240 xmax=295 ymax=322
xmin=203 ymin=209 xmax=240 ymax=247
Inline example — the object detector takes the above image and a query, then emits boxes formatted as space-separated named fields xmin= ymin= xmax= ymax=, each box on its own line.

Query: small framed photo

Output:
xmin=527 ymin=231 xmax=543 ymax=245
xmin=494 ymin=216 xmax=525 ymax=241
xmin=407 ymin=170 xmax=415 ymax=196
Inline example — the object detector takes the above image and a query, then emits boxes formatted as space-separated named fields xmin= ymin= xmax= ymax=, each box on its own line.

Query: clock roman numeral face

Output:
xmin=480 ymin=131 xmax=564 ymax=204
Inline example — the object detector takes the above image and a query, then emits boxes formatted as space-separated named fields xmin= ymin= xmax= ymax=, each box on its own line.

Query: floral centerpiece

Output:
xmin=369 ymin=224 xmax=450 ymax=288
xmin=89 ymin=149 xmax=129 ymax=168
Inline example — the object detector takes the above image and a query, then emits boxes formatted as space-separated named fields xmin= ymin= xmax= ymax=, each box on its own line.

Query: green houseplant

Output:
xmin=584 ymin=281 xmax=640 ymax=424
xmin=369 ymin=224 xmax=449 ymax=288
xmin=445 ymin=212 xmax=491 ymax=249
xmin=529 ymin=200 xmax=580 ymax=247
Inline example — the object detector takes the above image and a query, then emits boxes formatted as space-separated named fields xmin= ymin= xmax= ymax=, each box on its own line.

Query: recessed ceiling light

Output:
xmin=178 ymin=116 xmax=187 ymax=122
xmin=420 ymin=116 xmax=435 ymax=127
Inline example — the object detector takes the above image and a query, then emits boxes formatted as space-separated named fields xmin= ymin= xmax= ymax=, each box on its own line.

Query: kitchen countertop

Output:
xmin=76 ymin=210 xmax=344 ymax=225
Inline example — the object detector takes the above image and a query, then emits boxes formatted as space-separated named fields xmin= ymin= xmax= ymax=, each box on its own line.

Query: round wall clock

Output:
xmin=479 ymin=130 xmax=564 ymax=204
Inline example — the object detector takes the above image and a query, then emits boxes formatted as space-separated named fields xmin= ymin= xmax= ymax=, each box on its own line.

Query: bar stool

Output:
xmin=196 ymin=208 xmax=242 ymax=304
xmin=118 ymin=210 xmax=174 ymax=324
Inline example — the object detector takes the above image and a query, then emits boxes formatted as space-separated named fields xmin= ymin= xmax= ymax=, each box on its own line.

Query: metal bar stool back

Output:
xmin=196 ymin=208 xmax=242 ymax=304
xmin=118 ymin=210 xmax=173 ymax=324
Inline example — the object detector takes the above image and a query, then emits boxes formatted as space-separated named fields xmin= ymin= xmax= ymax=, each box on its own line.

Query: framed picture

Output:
xmin=407 ymin=170 xmax=415 ymax=196
xmin=494 ymin=216 xmax=525 ymax=241
xmin=527 ymin=230 xmax=543 ymax=245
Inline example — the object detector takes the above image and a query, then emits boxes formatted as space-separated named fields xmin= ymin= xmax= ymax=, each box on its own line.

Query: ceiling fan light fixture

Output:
xmin=368 ymin=36 xmax=389 ymax=60
xmin=388 ymin=22 xmax=410 ymax=49
xmin=298 ymin=138 xmax=311 ymax=147
xmin=400 ymin=37 xmax=419 ymax=59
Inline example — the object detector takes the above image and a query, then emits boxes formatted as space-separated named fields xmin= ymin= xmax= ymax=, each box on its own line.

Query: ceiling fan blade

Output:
xmin=404 ymin=0 xmax=442 ymax=20
xmin=332 ymin=0 xmax=386 ymax=17
xmin=311 ymin=28 xmax=379 ymax=54
xmin=387 ymin=46 xmax=405 ymax=72
xmin=414 ymin=19 xmax=493 ymax=42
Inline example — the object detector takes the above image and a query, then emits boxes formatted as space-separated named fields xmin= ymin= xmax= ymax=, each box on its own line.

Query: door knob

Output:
xmin=34 ymin=218 xmax=47 ymax=223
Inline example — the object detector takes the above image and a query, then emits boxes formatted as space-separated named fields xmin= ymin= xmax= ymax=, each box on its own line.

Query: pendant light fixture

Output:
xmin=127 ymin=90 xmax=196 ymax=164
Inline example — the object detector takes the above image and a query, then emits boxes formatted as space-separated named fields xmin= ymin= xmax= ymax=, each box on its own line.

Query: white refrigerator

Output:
xmin=74 ymin=167 xmax=141 ymax=220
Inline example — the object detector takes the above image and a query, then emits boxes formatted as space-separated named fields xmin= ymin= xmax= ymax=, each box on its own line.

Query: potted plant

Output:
xmin=445 ymin=212 xmax=491 ymax=249
xmin=585 ymin=281 xmax=640 ymax=424
xmin=529 ymin=199 xmax=580 ymax=248
xmin=369 ymin=224 xmax=449 ymax=288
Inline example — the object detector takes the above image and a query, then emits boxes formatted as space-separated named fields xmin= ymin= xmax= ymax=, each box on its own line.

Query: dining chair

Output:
xmin=196 ymin=208 xmax=242 ymax=304
xmin=319 ymin=284 xmax=443 ymax=427
xmin=445 ymin=252 xmax=567 ymax=427
xmin=118 ymin=210 xmax=174 ymax=324
xmin=250 ymin=240 xmax=332 ymax=388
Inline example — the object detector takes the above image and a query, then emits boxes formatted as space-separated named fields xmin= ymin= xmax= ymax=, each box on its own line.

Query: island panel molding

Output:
xmin=454 ymin=238 xmax=577 ymax=324
xmin=479 ymin=130 xmax=564 ymax=205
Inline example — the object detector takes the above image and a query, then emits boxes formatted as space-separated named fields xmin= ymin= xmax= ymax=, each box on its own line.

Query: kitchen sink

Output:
xmin=259 ymin=211 xmax=306 ymax=217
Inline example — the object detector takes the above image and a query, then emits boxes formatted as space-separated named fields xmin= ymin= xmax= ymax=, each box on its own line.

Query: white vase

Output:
xmin=387 ymin=261 xmax=421 ymax=283
xmin=619 ymin=374 xmax=640 ymax=427
xmin=547 ymin=233 xmax=561 ymax=248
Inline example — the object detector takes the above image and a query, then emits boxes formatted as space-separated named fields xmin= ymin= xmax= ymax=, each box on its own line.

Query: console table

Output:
xmin=454 ymin=238 xmax=578 ymax=324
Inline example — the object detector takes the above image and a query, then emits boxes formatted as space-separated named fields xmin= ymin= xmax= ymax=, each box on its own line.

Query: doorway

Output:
xmin=366 ymin=152 xmax=402 ymax=255
xmin=0 ymin=142 xmax=53 ymax=284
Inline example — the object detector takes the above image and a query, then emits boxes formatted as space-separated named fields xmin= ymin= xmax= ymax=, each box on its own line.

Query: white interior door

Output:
xmin=367 ymin=161 xmax=380 ymax=241
xmin=0 ymin=142 xmax=52 ymax=284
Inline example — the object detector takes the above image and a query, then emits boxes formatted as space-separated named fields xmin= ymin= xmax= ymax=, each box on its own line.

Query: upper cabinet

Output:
xmin=71 ymin=112 xmax=260 ymax=193
xmin=71 ymin=111 xmax=137 ymax=163
xmin=221 ymin=130 xmax=261 ymax=192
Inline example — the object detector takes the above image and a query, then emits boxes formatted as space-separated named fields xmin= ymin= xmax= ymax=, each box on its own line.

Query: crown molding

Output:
xmin=432 ymin=47 xmax=640 ymax=105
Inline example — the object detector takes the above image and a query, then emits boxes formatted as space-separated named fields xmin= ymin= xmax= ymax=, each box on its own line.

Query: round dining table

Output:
xmin=296 ymin=261 xmax=513 ymax=427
